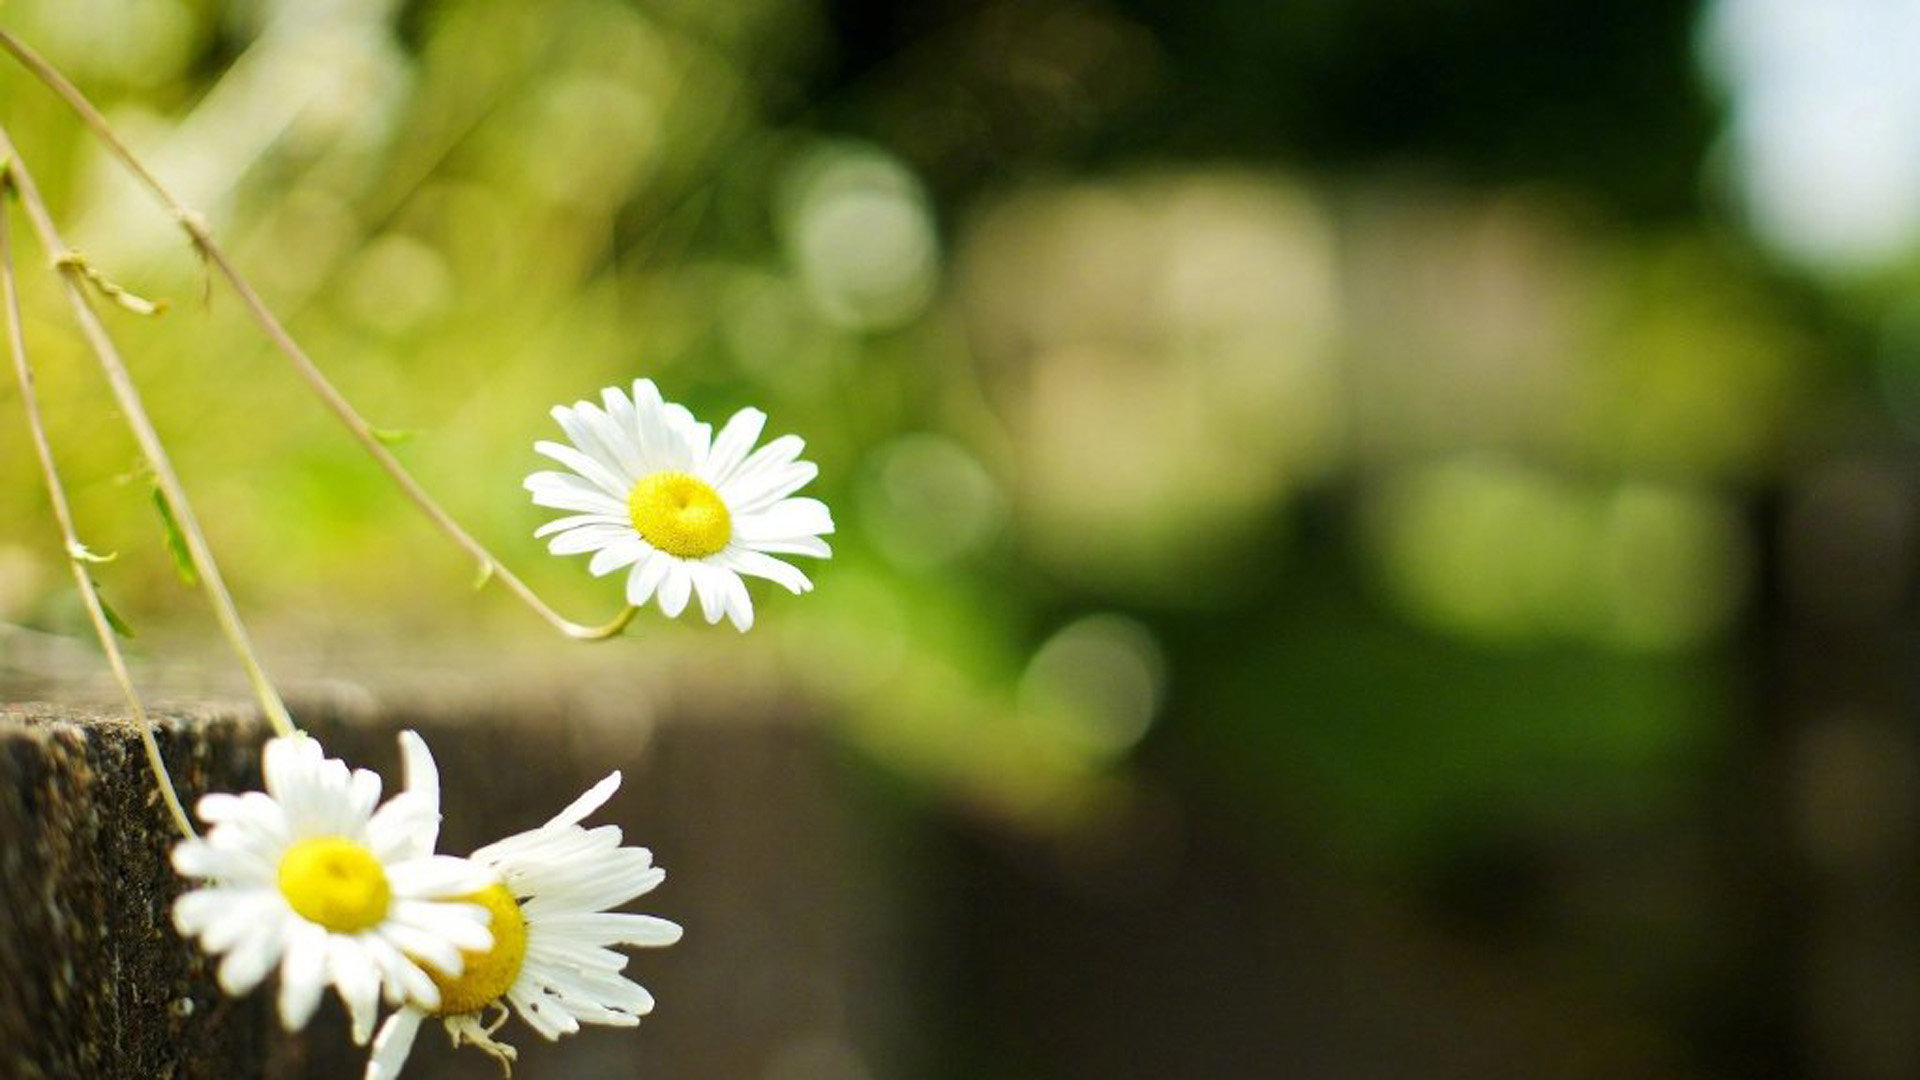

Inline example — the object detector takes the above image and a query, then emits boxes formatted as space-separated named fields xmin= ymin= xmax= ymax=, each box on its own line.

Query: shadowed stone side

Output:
xmin=0 ymin=696 xmax=904 ymax=1080
xmin=0 ymin=705 xmax=292 ymax=1079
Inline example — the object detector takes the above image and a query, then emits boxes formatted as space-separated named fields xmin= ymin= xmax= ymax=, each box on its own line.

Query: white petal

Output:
xmin=262 ymin=734 xmax=321 ymax=810
xmin=553 ymin=402 xmax=639 ymax=485
xmin=388 ymin=856 xmax=495 ymax=899
xmin=311 ymin=757 xmax=366 ymax=836
xmin=366 ymin=792 xmax=439 ymax=865
xmin=727 ymin=434 xmax=806 ymax=491
xmin=362 ymin=932 xmax=436 ymax=1007
xmin=508 ymin=987 xmax=575 ymax=1040
xmin=721 ymin=568 xmax=754 ymax=632
xmin=736 ymin=497 xmax=834 ymax=543
xmin=538 ymin=911 xmax=685 ymax=947
xmin=629 ymin=380 xmax=689 ymax=472
xmin=656 ymin=560 xmax=693 ymax=617
xmin=548 ymin=772 xmax=621 ymax=830
xmin=718 ymin=548 xmax=813 ymax=594
xmin=547 ymin=965 xmax=657 ymax=1017
xmin=601 ymin=385 xmax=646 ymax=470
xmin=278 ymin=919 xmax=331 ymax=1031
xmin=346 ymin=768 xmax=383 ymax=826
xmin=687 ymin=562 xmax=730 ymax=624
xmin=195 ymin=791 xmax=288 ymax=836
xmin=175 ymin=886 xmax=266 ymax=935
xmin=546 ymin=524 xmax=634 ymax=556
xmin=580 ymin=400 xmax=646 ymax=479
xmin=364 ymin=1007 xmax=424 ymax=1080
xmin=675 ymin=413 xmax=712 ymax=463
xmin=539 ymin=861 xmax=667 ymax=914
xmin=391 ymin=899 xmax=493 ymax=954
xmin=589 ymin=537 xmax=649 ymax=577
xmin=625 ymin=552 xmax=670 ymax=606
xmin=170 ymin=840 xmax=223 ymax=879
xmin=525 ymin=472 xmax=625 ymax=515
xmin=534 ymin=440 xmax=630 ymax=499
xmin=534 ymin=512 xmax=627 ymax=539
xmin=743 ymin=535 xmax=832 ymax=559
xmin=200 ymin=897 xmax=271 ymax=953
xmin=179 ymin=828 xmax=278 ymax=881
xmin=698 ymin=407 xmax=766 ymax=486
xmin=399 ymin=731 xmax=440 ymax=825
xmin=379 ymin=923 xmax=462 ymax=980
xmin=328 ymin=935 xmax=382 ymax=1045
xmin=218 ymin=922 xmax=285 ymax=996
xmin=722 ymin=459 xmax=819 ymax=514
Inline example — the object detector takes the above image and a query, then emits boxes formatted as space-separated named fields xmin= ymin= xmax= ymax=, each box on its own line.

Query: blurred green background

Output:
xmin=4 ymin=0 xmax=1920 ymax=1076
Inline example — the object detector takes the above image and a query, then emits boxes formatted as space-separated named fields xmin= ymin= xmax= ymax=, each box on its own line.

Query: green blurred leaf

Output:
xmin=150 ymin=487 xmax=198 ymax=587
xmin=94 ymin=584 xmax=136 ymax=639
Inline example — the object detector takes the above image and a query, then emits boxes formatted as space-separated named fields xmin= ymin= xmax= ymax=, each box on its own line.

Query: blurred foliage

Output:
xmin=14 ymin=1 xmax=1920 ymax=1076
xmin=0 ymin=0 xmax=1903 ymax=909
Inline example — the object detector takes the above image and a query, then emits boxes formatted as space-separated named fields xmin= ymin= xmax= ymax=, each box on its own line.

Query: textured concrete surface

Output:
xmin=0 ymin=704 xmax=289 ymax=1079
xmin=0 ymin=695 xmax=902 ymax=1079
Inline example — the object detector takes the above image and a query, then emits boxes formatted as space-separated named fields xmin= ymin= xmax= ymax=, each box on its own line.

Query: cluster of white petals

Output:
xmin=526 ymin=379 xmax=833 ymax=631
xmin=172 ymin=733 xmax=494 ymax=1043
xmin=174 ymin=731 xmax=683 ymax=1078
xmin=366 ymin=772 xmax=684 ymax=1078
xmin=172 ymin=380 xmax=821 ymax=1073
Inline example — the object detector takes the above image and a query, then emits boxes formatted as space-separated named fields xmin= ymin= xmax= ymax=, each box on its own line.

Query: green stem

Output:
xmin=1 ymin=167 xmax=198 ymax=838
xmin=0 ymin=28 xmax=638 ymax=642
xmin=0 ymin=126 xmax=297 ymax=737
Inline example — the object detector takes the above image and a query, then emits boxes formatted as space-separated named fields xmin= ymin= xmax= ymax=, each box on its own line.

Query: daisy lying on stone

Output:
xmin=526 ymin=378 xmax=833 ymax=631
xmin=171 ymin=732 xmax=496 ymax=1044
xmin=364 ymin=770 xmax=683 ymax=1078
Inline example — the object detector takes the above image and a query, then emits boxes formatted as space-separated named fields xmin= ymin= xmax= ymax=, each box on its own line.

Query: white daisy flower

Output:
xmin=525 ymin=378 xmax=833 ymax=631
xmin=172 ymin=731 xmax=497 ymax=1045
xmin=364 ymin=771 xmax=684 ymax=1079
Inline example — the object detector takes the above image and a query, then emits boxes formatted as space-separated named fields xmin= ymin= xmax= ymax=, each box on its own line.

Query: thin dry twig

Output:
xmin=0 ymin=28 xmax=637 ymax=641
xmin=1 ymin=165 xmax=198 ymax=838
xmin=0 ymin=125 xmax=296 ymax=737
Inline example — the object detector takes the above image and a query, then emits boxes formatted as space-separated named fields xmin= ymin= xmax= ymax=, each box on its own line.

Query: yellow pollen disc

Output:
xmin=629 ymin=471 xmax=731 ymax=558
xmin=427 ymin=883 xmax=529 ymax=1017
xmin=277 ymin=836 xmax=392 ymax=933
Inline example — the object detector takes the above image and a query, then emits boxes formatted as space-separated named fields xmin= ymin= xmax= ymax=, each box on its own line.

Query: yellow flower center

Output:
xmin=629 ymin=471 xmax=731 ymax=558
xmin=426 ymin=883 xmax=529 ymax=1017
xmin=277 ymin=836 xmax=392 ymax=933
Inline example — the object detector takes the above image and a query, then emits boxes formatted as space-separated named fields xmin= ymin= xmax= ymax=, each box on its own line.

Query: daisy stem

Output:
xmin=0 ymin=125 xmax=298 ymax=739
xmin=0 ymin=29 xmax=640 ymax=642
xmin=1 ymin=168 xmax=198 ymax=840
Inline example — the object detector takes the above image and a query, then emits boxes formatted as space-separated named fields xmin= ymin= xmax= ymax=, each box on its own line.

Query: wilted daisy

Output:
xmin=525 ymin=379 xmax=833 ymax=631
xmin=365 ymin=771 xmax=684 ymax=1078
xmin=172 ymin=731 xmax=496 ymax=1044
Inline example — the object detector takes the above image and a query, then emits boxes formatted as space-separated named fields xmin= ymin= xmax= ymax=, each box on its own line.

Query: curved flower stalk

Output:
xmin=172 ymin=732 xmax=496 ymax=1044
xmin=0 ymin=27 xmax=636 ymax=643
xmin=364 ymin=771 xmax=683 ymax=1078
xmin=0 ymin=124 xmax=296 ymax=736
xmin=0 ymin=179 xmax=195 ymax=839
xmin=528 ymin=380 xmax=834 ymax=631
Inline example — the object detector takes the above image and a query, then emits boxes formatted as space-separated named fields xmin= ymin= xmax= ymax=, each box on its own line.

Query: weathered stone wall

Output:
xmin=0 ymin=706 xmax=286 ymax=1078
xmin=0 ymin=697 xmax=904 ymax=1079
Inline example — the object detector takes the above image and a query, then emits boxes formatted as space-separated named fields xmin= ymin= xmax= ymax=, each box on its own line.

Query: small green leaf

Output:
xmin=94 ymin=585 xmax=136 ymax=639
xmin=65 ymin=541 xmax=118 ymax=564
xmin=149 ymin=487 xmax=198 ymax=587
xmin=371 ymin=427 xmax=416 ymax=447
